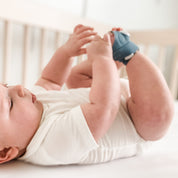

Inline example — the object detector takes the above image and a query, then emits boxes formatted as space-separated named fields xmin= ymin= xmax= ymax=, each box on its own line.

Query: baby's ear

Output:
xmin=0 ymin=147 xmax=19 ymax=164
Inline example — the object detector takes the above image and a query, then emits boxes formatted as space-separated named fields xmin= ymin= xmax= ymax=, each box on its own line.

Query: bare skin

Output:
xmin=66 ymin=28 xmax=174 ymax=141
xmin=0 ymin=24 xmax=99 ymax=163
xmin=0 ymin=24 xmax=174 ymax=164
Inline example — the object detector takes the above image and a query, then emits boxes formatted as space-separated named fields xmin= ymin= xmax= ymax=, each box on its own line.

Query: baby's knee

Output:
xmin=128 ymin=98 xmax=174 ymax=141
xmin=136 ymin=108 xmax=173 ymax=141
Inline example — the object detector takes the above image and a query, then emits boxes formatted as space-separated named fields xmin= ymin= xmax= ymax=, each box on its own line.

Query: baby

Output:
xmin=0 ymin=24 xmax=174 ymax=165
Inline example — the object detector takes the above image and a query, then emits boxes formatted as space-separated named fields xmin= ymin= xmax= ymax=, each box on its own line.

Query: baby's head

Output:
xmin=0 ymin=84 xmax=43 ymax=164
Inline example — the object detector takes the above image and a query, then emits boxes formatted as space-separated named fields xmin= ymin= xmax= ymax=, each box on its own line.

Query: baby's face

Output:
xmin=0 ymin=84 xmax=43 ymax=149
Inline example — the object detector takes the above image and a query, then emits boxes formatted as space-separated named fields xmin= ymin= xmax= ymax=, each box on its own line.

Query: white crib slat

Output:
xmin=39 ymin=29 xmax=47 ymax=73
xmin=3 ymin=21 xmax=12 ymax=83
xmin=143 ymin=45 xmax=149 ymax=56
xmin=170 ymin=46 xmax=178 ymax=99
xmin=22 ymin=25 xmax=30 ymax=86
xmin=55 ymin=32 xmax=63 ymax=48
xmin=77 ymin=55 xmax=84 ymax=64
xmin=157 ymin=46 xmax=166 ymax=73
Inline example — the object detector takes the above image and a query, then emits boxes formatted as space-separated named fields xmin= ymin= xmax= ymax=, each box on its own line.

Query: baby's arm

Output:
xmin=35 ymin=25 xmax=96 ymax=90
xmin=81 ymin=34 xmax=120 ymax=142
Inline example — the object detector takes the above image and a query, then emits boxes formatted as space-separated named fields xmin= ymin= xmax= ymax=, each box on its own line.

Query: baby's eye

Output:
xmin=10 ymin=99 xmax=13 ymax=110
xmin=8 ymin=97 xmax=13 ymax=111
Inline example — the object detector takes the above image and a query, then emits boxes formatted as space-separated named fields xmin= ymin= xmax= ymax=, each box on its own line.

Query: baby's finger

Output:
xmin=77 ymin=36 xmax=95 ymax=48
xmin=78 ymin=30 xmax=97 ymax=40
xmin=78 ymin=48 xmax=87 ymax=55
xmin=111 ymin=27 xmax=130 ymax=36
xmin=93 ymin=34 xmax=102 ymax=41
xmin=112 ymin=27 xmax=123 ymax=31
xmin=73 ymin=24 xmax=83 ymax=33
xmin=76 ymin=25 xmax=94 ymax=34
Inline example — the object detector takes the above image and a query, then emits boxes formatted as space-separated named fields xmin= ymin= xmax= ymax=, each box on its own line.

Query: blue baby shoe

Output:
xmin=112 ymin=31 xmax=139 ymax=65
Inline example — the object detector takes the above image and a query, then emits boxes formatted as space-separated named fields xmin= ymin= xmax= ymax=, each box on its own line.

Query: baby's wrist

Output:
xmin=61 ymin=45 xmax=73 ymax=58
xmin=88 ymin=55 xmax=112 ymax=63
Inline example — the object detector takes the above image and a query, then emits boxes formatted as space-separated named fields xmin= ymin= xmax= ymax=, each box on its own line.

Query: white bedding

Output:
xmin=0 ymin=101 xmax=178 ymax=178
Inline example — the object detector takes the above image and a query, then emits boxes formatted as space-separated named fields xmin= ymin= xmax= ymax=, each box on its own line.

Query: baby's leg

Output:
xmin=126 ymin=51 xmax=174 ymax=141
xmin=66 ymin=31 xmax=124 ymax=89
xmin=110 ymin=29 xmax=174 ymax=141
xmin=66 ymin=60 xmax=92 ymax=89
xmin=66 ymin=59 xmax=123 ymax=89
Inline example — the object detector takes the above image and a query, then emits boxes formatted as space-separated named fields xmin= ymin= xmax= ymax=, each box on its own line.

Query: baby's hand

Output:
xmin=87 ymin=33 xmax=113 ymax=62
xmin=63 ymin=24 xmax=97 ymax=57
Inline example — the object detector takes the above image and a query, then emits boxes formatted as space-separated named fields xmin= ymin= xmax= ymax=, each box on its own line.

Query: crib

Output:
xmin=0 ymin=0 xmax=178 ymax=100
xmin=0 ymin=0 xmax=178 ymax=178
xmin=130 ymin=30 xmax=178 ymax=99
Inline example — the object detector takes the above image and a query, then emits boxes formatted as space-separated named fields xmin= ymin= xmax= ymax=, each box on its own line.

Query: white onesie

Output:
xmin=19 ymin=79 xmax=150 ymax=166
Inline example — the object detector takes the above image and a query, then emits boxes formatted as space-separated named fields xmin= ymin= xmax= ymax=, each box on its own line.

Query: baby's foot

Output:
xmin=109 ymin=27 xmax=123 ymax=45
xmin=109 ymin=31 xmax=115 ymax=46
xmin=108 ymin=31 xmax=123 ymax=70
xmin=109 ymin=28 xmax=139 ymax=65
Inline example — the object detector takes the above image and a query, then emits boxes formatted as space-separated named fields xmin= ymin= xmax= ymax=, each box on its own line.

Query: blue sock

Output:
xmin=112 ymin=31 xmax=139 ymax=65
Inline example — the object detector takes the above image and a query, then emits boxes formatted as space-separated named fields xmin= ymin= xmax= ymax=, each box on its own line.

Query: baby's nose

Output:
xmin=15 ymin=85 xmax=25 ymax=97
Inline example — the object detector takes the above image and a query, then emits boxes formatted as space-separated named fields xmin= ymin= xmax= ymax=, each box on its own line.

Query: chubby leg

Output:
xmin=110 ymin=29 xmax=174 ymax=141
xmin=66 ymin=60 xmax=92 ymax=88
xmin=66 ymin=31 xmax=123 ymax=89
xmin=67 ymin=30 xmax=174 ymax=142
xmin=126 ymin=51 xmax=174 ymax=141
xmin=66 ymin=59 xmax=123 ymax=89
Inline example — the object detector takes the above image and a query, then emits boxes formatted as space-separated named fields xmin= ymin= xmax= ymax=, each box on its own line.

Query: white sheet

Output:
xmin=1 ymin=101 xmax=178 ymax=178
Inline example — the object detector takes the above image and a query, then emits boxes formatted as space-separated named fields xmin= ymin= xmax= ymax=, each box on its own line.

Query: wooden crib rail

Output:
xmin=0 ymin=0 xmax=177 ymax=99
xmin=130 ymin=30 xmax=178 ymax=45
xmin=0 ymin=0 xmax=111 ymax=87
xmin=0 ymin=0 xmax=111 ymax=35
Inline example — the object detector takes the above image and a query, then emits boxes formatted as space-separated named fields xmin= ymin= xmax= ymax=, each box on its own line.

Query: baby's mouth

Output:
xmin=31 ymin=93 xmax=36 ymax=103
